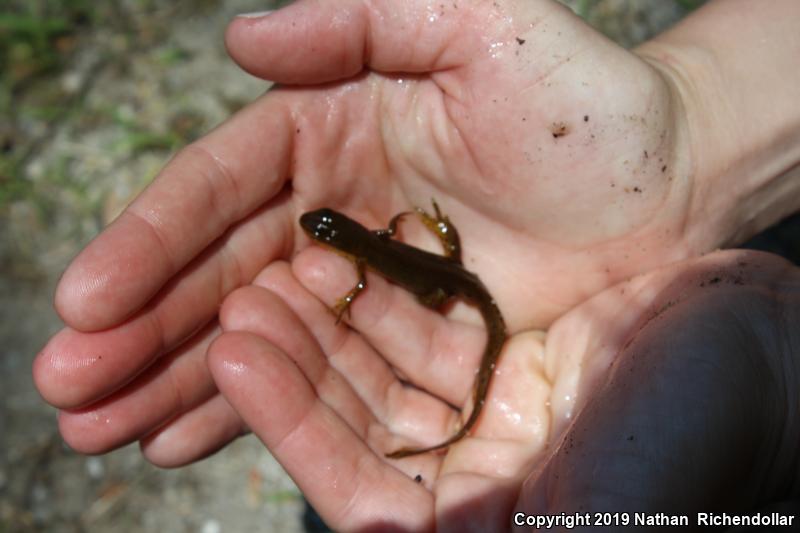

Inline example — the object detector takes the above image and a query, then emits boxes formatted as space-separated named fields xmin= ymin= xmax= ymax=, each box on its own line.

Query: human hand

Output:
xmin=516 ymin=251 xmax=800 ymax=528
xmin=209 ymin=249 xmax=799 ymax=531
xmin=224 ymin=0 xmax=695 ymax=328
xmin=35 ymin=0 xmax=697 ymax=460
xmin=37 ymin=0 xmax=800 ymax=475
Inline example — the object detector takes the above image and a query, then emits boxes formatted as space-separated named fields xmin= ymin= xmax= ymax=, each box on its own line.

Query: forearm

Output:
xmin=635 ymin=0 xmax=800 ymax=250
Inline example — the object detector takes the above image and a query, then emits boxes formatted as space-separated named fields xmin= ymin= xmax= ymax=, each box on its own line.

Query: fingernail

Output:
xmin=236 ymin=10 xmax=274 ymax=19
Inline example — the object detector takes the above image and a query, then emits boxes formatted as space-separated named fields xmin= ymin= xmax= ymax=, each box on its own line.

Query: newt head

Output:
xmin=299 ymin=208 xmax=371 ymax=256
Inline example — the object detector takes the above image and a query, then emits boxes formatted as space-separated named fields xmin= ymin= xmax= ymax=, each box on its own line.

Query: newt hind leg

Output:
xmin=416 ymin=287 xmax=450 ymax=309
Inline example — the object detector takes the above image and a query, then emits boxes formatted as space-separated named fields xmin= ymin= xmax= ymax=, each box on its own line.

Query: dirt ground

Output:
xmin=2 ymin=1 xmax=798 ymax=531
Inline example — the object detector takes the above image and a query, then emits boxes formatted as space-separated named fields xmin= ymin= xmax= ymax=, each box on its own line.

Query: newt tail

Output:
xmin=385 ymin=295 xmax=506 ymax=458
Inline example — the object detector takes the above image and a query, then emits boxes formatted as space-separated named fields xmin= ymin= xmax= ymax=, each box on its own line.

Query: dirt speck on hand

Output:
xmin=551 ymin=121 xmax=569 ymax=138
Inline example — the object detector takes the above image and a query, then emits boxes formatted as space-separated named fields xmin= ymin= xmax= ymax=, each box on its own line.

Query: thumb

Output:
xmin=224 ymin=0 xmax=562 ymax=84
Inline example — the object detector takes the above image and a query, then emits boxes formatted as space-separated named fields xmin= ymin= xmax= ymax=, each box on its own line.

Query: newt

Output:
xmin=299 ymin=201 xmax=507 ymax=459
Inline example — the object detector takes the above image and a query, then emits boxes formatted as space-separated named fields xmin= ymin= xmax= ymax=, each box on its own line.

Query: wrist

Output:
xmin=635 ymin=1 xmax=800 ymax=252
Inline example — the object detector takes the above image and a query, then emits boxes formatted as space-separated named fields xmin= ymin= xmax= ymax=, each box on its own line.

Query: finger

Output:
xmin=209 ymin=330 xmax=434 ymax=531
xmin=219 ymin=283 xmax=377 ymax=440
xmin=255 ymin=260 xmax=462 ymax=446
xmin=226 ymin=0 xmax=474 ymax=84
xmin=292 ymin=246 xmax=485 ymax=407
xmin=56 ymin=323 xmax=220 ymax=452
xmin=55 ymin=95 xmax=293 ymax=331
xmin=141 ymin=394 xmax=246 ymax=468
xmin=36 ymin=195 xmax=294 ymax=408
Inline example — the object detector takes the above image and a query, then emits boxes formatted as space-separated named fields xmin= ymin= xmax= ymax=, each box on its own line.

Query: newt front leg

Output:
xmin=331 ymin=257 xmax=367 ymax=324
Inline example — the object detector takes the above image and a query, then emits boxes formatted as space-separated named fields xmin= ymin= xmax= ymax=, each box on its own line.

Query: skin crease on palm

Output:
xmin=31 ymin=0 xmax=800 ymax=531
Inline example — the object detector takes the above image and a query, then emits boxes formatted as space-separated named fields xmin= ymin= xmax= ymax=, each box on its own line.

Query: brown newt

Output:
xmin=299 ymin=201 xmax=507 ymax=459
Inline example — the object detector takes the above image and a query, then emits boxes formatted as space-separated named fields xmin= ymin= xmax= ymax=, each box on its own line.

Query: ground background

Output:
xmin=2 ymin=1 xmax=797 ymax=531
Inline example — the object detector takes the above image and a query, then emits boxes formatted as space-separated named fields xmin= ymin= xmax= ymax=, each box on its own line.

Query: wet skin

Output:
xmin=299 ymin=202 xmax=507 ymax=458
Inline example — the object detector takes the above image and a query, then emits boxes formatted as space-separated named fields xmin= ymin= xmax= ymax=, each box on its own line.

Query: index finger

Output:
xmin=55 ymin=95 xmax=293 ymax=331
